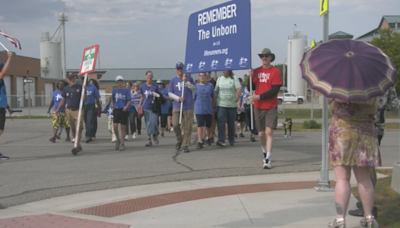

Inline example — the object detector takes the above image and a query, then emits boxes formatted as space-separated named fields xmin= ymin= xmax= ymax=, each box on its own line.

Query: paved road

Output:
xmin=0 ymin=107 xmax=399 ymax=208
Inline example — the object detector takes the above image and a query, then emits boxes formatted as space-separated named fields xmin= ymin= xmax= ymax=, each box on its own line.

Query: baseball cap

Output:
xmin=115 ymin=75 xmax=124 ymax=81
xmin=156 ymin=79 xmax=163 ymax=84
xmin=176 ymin=62 xmax=184 ymax=68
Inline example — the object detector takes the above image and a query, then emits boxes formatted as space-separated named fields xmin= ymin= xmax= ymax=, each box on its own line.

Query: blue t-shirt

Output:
xmin=168 ymin=76 xmax=196 ymax=110
xmin=194 ymin=82 xmax=215 ymax=115
xmin=140 ymin=83 xmax=159 ymax=110
xmin=53 ymin=90 xmax=65 ymax=112
xmin=112 ymin=88 xmax=131 ymax=109
xmin=240 ymin=87 xmax=246 ymax=113
xmin=0 ymin=79 xmax=7 ymax=108
xmin=159 ymin=88 xmax=170 ymax=114
xmin=84 ymin=84 xmax=100 ymax=105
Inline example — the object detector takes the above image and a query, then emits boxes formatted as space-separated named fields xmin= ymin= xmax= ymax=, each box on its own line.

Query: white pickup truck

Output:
xmin=277 ymin=93 xmax=305 ymax=104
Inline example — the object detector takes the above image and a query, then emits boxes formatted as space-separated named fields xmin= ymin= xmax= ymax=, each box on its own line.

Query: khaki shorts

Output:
xmin=254 ymin=107 xmax=278 ymax=132
xmin=65 ymin=108 xmax=83 ymax=131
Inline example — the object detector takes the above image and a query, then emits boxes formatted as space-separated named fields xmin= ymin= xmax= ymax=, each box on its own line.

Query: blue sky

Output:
xmin=0 ymin=0 xmax=399 ymax=73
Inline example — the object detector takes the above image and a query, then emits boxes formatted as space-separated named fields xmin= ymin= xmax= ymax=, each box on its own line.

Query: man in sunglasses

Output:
xmin=168 ymin=62 xmax=197 ymax=153
xmin=247 ymin=48 xmax=282 ymax=169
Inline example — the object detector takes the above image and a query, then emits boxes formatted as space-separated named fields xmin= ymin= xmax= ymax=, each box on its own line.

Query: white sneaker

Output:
xmin=71 ymin=138 xmax=75 ymax=143
xmin=125 ymin=135 xmax=129 ymax=140
xmin=132 ymin=132 xmax=137 ymax=139
xmin=263 ymin=159 xmax=272 ymax=169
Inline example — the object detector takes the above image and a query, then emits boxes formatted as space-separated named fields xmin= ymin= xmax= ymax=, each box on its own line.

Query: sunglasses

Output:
xmin=259 ymin=54 xmax=271 ymax=59
xmin=176 ymin=67 xmax=183 ymax=70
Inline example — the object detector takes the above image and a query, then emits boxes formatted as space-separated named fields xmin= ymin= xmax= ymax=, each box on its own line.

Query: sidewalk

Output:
xmin=0 ymin=171 xmax=385 ymax=228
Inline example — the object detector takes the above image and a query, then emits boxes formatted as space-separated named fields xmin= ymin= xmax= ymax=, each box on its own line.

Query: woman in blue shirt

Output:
xmin=138 ymin=71 xmax=160 ymax=147
xmin=47 ymin=80 xmax=70 ymax=143
xmin=125 ymin=81 xmax=141 ymax=140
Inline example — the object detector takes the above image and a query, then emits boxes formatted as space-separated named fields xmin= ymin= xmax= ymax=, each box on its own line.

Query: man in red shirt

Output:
xmin=248 ymin=48 xmax=282 ymax=169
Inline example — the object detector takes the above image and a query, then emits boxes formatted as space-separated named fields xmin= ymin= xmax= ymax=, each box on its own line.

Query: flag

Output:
xmin=0 ymin=29 xmax=22 ymax=50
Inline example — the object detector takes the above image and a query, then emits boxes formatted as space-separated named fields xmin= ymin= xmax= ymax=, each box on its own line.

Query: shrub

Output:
xmin=303 ymin=120 xmax=321 ymax=129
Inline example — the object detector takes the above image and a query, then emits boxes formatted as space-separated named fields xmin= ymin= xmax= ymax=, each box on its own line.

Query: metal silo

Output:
xmin=287 ymin=31 xmax=307 ymax=98
xmin=40 ymin=32 xmax=62 ymax=78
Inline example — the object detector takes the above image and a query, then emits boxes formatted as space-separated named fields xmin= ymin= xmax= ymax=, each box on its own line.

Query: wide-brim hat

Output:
xmin=258 ymin=48 xmax=275 ymax=62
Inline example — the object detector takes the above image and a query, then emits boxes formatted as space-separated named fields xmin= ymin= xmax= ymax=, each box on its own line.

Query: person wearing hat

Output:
xmin=247 ymin=48 xmax=282 ymax=169
xmin=56 ymin=73 xmax=88 ymax=155
xmin=168 ymin=62 xmax=196 ymax=153
xmin=157 ymin=79 xmax=171 ymax=137
xmin=0 ymin=51 xmax=13 ymax=160
xmin=111 ymin=75 xmax=131 ymax=151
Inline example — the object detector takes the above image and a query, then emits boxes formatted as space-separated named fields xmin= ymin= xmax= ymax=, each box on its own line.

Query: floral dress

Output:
xmin=328 ymin=100 xmax=381 ymax=167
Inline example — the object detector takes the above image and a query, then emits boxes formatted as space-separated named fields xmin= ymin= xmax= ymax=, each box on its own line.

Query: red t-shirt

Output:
xmin=252 ymin=66 xmax=282 ymax=110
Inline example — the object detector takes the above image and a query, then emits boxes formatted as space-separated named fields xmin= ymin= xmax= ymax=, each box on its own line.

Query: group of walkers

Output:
xmin=1 ymin=47 xmax=398 ymax=228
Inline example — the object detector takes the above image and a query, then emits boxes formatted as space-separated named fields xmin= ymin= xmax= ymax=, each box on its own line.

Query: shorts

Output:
xmin=0 ymin=108 xmax=6 ymax=130
xmin=52 ymin=111 xmax=70 ymax=129
xmin=196 ymin=114 xmax=212 ymax=128
xmin=168 ymin=107 xmax=173 ymax=117
xmin=236 ymin=112 xmax=246 ymax=122
xmin=254 ymin=107 xmax=278 ymax=132
xmin=113 ymin=108 xmax=128 ymax=125
xmin=65 ymin=108 xmax=83 ymax=131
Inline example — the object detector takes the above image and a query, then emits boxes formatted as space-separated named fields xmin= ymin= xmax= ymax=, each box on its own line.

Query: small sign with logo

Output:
xmin=23 ymin=78 xmax=34 ymax=83
xmin=79 ymin=44 xmax=99 ymax=75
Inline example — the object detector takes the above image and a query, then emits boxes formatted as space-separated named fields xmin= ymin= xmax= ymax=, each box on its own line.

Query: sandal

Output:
xmin=360 ymin=215 xmax=379 ymax=228
xmin=327 ymin=218 xmax=345 ymax=228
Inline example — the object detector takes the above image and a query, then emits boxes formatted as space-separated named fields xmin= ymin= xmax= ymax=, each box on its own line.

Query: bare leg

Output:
xmin=266 ymin=127 xmax=274 ymax=152
xmin=65 ymin=128 xmax=70 ymax=140
xmin=333 ymin=165 xmax=351 ymax=222
xmin=197 ymin=126 xmax=204 ymax=142
xmin=353 ymin=166 xmax=375 ymax=217
xmin=114 ymin=123 xmax=119 ymax=141
xmin=120 ymin=124 xmax=126 ymax=145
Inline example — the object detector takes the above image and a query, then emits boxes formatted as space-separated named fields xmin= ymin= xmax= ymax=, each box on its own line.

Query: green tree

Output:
xmin=370 ymin=29 xmax=400 ymax=91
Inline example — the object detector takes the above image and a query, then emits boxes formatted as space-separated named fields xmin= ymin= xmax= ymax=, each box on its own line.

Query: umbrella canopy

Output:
xmin=300 ymin=39 xmax=397 ymax=101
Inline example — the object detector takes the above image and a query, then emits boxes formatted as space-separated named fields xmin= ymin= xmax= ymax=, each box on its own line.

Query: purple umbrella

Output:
xmin=300 ymin=39 xmax=396 ymax=101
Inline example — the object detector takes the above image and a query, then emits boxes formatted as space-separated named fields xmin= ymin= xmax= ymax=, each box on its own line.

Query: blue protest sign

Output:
xmin=184 ymin=0 xmax=251 ymax=74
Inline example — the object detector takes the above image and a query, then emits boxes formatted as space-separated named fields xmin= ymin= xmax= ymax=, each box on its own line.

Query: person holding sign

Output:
xmin=248 ymin=48 xmax=282 ymax=169
xmin=56 ymin=73 xmax=87 ymax=155
xmin=111 ymin=75 xmax=131 ymax=151
xmin=0 ymin=52 xmax=13 ymax=160
xmin=168 ymin=62 xmax=196 ymax=153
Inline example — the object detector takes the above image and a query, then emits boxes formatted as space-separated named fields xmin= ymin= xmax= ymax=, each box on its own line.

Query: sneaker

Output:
xmin=65 ymin=137 xmax=71 ymax=142
xmin=196 ymin=142 xmax=203 ymax=149
xmin=132 ymin=132 xmax=137 ymax=139
xmin=209 ymin=137 xmax=215 ymax=144
xmin=146 ymin=139 xmax=152 ymax=147
xmin=250 ymin=136 xmax=256 ymax=142
xmin=71 ymin=138 xmax=75 ymax=143
xmin=229 ymin=142 xmax=234 ymax=146
xmin=125 ymin=135 xmax=129 ymax=140
xmin=263 ymin=159 xmax=272 ymax=169
xmin=71 ymin=146 xmax=82 ymax=155
xmin=202 ymin=138 xmax=206 ymax=144
xmin=207 ymin=138 xmax=212 ymax=146
xmin=161 ymin=133 xmax=164 ymax=137
xmin=239 ymin=133 xmax=245 ymax=138
xmin=0 ymin=153 xmax=10 ymax=160
xmin=153 ymin=135 xmax=159 ymax=145
xmin=138 ymin=131 xmax=141 ymax=135
xmin=115 ymin=139 xmax=120 ymax=150
xmin=111 ymin=139 xmax=116 ymax=143
xmin=176 ymin=141 xmax=182 ymax=150
xmin=235 ymin=133 xmax=238 ymax=138
xmin=56 ymin=134 xmax=61 ymax=139
xmin=85 ymin=137 xmax=93 ymax=143
xmin=119 ymin=144 xmax=125 ymax=151
xmin=216 ymin=140 xmax=226 ymax=147
xmin=183 ymin=147 xmax=190 ymax=153
xmin=49 ymin=137 xmax=56 ymax=143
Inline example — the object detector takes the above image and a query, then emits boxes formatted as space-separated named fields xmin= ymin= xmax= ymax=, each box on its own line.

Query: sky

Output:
xmin=0 ymin=0 xmax=399 ymax=74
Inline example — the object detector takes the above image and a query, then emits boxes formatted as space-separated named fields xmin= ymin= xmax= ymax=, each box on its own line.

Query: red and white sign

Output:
xmin=79 ymin=44 xmax=99 ymax=75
